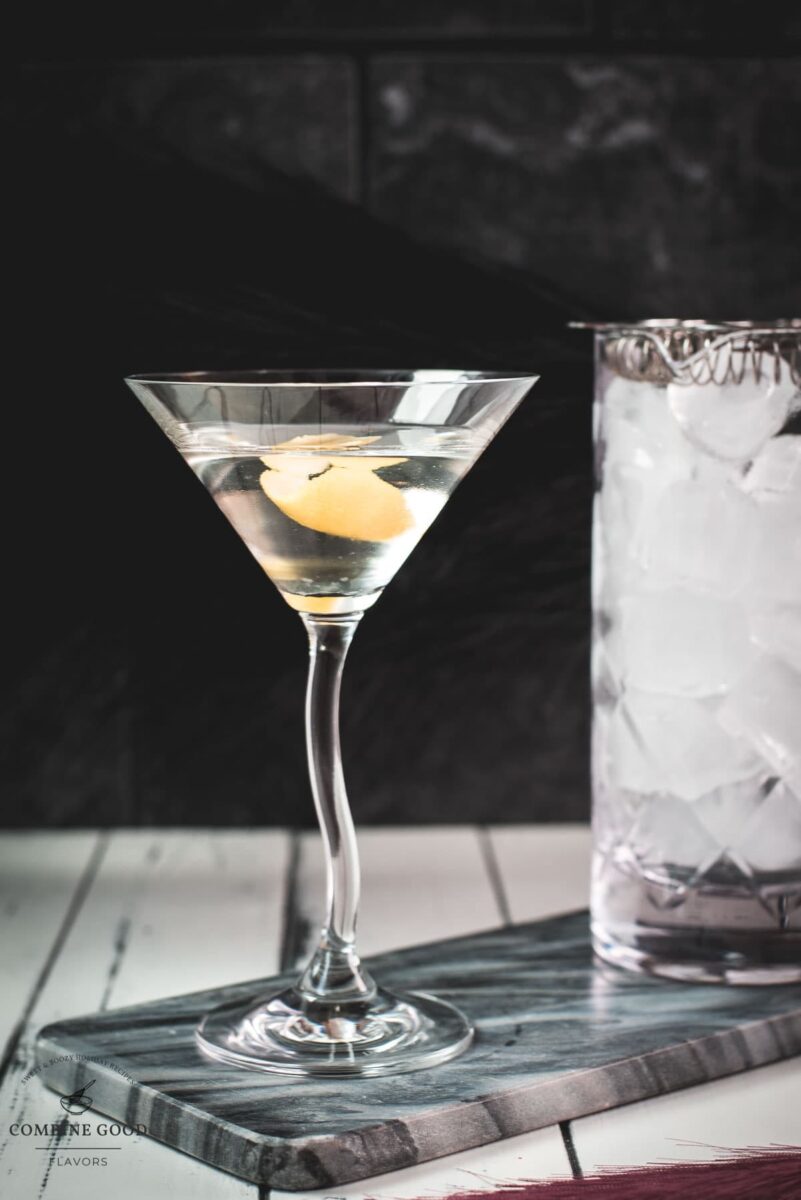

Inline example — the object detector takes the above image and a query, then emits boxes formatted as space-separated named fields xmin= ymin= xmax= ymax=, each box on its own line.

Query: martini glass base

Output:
xmin=195 ymin=986 xmax=474 ymax=1077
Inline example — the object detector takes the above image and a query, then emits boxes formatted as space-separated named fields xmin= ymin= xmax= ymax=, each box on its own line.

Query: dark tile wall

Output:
xmin=1 ymin=623 xmax=132 ymax=826
xmin=367 ymin=57 xmax=801 ymax=315
xmin=608 ymin=2 xmax=801 ymax=43
xmin=182 ymin=1 xmax=596 ymax=40
xmin=14 ymin=2 xmax=801 ymax=53
xmin=5 ymin=2 xmax=801 ymax=827
xmin=12 ymin=59 xmax=358 ymax=200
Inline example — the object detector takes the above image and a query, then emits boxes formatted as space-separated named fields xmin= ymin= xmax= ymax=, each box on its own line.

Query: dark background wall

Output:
xmin=4 ymin=1 xmax=800 ymax=828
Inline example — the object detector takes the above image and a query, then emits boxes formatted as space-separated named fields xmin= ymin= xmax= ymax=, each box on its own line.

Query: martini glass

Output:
xmin=126 ymin=369 xmax=537 ymax=1076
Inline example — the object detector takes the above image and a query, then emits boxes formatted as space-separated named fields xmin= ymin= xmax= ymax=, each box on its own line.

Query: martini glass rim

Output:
xmin=125 ymin=367 xmax=539 ymax=389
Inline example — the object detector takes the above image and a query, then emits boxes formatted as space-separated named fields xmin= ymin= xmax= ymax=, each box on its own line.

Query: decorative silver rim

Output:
xmin=570 ymin=320 xmax=801 ymax=385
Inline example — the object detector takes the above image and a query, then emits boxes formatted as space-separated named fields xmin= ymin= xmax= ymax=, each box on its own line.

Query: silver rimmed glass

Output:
xmin=126 ymin=369 xmax=537 ymax=1074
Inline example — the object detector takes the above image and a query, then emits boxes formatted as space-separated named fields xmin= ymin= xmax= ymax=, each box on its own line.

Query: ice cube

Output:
xmin=620 ymin=590 xmax=753 ymax=696
xmin=692 ymin=775 xmax=775 ymax=850
xmin=596 ymin=609 xmax=626 ymax=693
xmin=748 ymin=493 xmax=801 ymax=603
xmin=595 ymin=417 xmax=699 ymax=608
xmin=719 ymin=654 xmax=801 ymax=797
xmin=597 ymin=378 xmax=744 ymax=602
xmin=745 ymin=435 xmax=801 ymax=495
xmin=667 ymin=352 xmax=796 ymax=462
xmin=591 ymin=501 xmax=605 ymax=610
xmin=750 ymin=604 xmax=801 ymax=672
xmin=602 ymin=376 xmax=699 ymax=475
xmin=731 ymin=780 xmax=801 ymax=873
xmin=594 ymin=464 xmax=646 ymax=603
xmin=638 ymin=478 xmax=758 ymax=596
xmin=591 ymin=706 xmax=621 ymax=852
xmin=626 ymin=794 xmax=721 ymax=875
xmin=609 ymin=690 xmax=762 ymax=801
xmin=592 ymin=636 xmax=621 ymax=710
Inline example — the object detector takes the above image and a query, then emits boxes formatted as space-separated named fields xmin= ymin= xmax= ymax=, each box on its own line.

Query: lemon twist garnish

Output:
xmin=269 ymin=433 xmax=381 ymax=452
xmin=259 ymin=436 xmax=411 ymax=542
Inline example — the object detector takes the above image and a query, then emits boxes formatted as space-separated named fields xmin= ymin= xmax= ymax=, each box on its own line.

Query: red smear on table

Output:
xmin=441 ymin=1148 xmax=801 ymax=1200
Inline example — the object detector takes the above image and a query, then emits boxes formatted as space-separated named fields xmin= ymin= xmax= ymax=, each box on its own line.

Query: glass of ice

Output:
xmin=583 ymin=320 xmax=801 ymax=983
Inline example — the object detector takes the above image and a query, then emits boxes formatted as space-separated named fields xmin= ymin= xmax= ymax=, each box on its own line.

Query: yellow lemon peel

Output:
xmin=325 ymin=456 xmax=407 ymax=472
xmin=268 ymin=433 xmax=381 ymax=452
xmin=259 ymin=452 xmax=412 ymax=542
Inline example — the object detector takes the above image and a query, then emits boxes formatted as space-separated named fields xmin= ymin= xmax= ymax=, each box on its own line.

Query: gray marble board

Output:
xmin=35 ymin=911 xmax=801 ymax=1191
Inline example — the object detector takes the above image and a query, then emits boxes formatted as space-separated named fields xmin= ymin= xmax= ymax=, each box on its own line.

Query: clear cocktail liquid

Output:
xmin=183 ymin=424 xmax=476 ymax=614
xmin=592 ymin=329 xmax=801 ymax=982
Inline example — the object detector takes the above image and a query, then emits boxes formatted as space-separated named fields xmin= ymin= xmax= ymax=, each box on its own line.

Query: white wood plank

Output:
xmin=294 ymin=826 xmax=504 ymax=961
xmin=488 ymin=824 xmax=592 ymax=923
xmin=274 ymin=825 xmax=574 ymax=1199
xmin=97 ymin=829 xmax=290 ymax=1009
xmin=572 ymin=1057 xmax=801 ymax=1169
xmin=0 ymin=832 xmax=98 ymax=1057
xmin=1 ymin=829 xmax=290 ymax=1200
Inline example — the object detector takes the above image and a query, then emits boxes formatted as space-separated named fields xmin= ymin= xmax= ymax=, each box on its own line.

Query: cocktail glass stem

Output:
xmin=296 ymin=613 xmax=377 ymax=1008
xmin=194 ymin=599 xmax=475 ymax=1074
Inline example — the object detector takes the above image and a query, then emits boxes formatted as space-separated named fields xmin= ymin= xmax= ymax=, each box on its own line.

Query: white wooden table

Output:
xmin=1 ymin=825 xmax=798 ymax=1198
